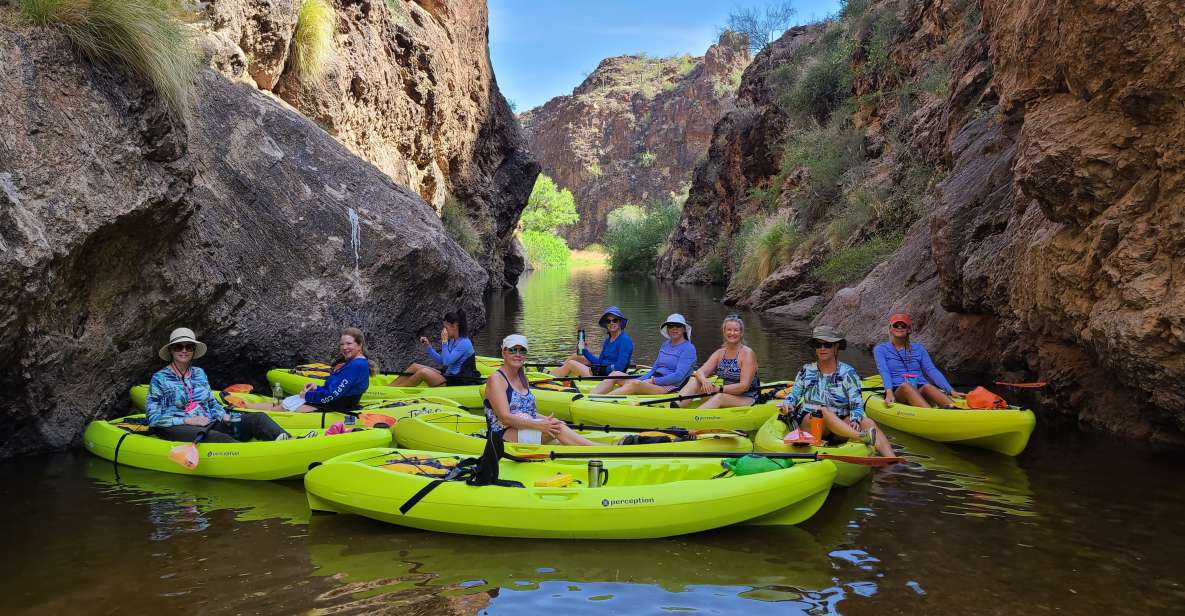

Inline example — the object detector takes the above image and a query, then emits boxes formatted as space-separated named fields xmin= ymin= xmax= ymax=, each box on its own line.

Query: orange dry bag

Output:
xmin=965 ymin=386 xmax=1007 ymax=410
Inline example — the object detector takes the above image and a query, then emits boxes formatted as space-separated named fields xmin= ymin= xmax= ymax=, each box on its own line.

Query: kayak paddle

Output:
xmin=516 ymin=450 xmax=903 ymax=467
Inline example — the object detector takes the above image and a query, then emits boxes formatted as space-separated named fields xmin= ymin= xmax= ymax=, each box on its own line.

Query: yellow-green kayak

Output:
xmin=128 ymin=384 xmax=463 ymax=430
xmin=569 ymin=394 xmax=782 ymax=432
xmin=393 ymin=407 xmax=754 ymax=457
xmin=860 ymin=376 xmax=1036 ymax=456
xmin=305 ymin=447 xmax=836 ymax=538
xmin=83 ymin=414 xmax=393 ymax=480
xmin=753 ymin=414 xmax=873 ymax=487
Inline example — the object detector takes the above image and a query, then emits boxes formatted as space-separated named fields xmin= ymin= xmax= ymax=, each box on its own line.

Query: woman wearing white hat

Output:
xmin=589 ymin=314 xmax=697 ymax=396
xmin=484 ymin=334 xmax=597 ymax=445
xmin=146 ymin=327 xmax=291 ymax=442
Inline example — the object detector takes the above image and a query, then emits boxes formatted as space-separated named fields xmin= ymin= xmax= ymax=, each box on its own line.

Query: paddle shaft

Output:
xmin=538 ymin=450 xmax=901 ymax=467
xmin=635 ymin=382 xmax=789 ymax=406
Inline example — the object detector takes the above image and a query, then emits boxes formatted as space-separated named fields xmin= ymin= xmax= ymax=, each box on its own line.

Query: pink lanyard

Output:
xmin=170 ymin=364 xmax=198 ymax=413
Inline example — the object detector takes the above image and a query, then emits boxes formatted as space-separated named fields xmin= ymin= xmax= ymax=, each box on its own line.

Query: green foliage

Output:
xmin=675 ymin=54 xmax=696 ymax=77
xmin=733 ymin=213 xmax=799 ymax=291
xmin=784 ymin=45 xmax=853 ymax=123
xmin=586 ymin=162 xmax=603 ymax=177
xmin=638 ymin=150 xmax=657 ymax=168
xmin=814 ymin=234 xmax=901 ymax=285
xmin=785 ymin=122 xmax=864 ymax=226
xmin=855 ymin=4 xmax=902 ymax=82
xmin=725 ymin=1 xmax=797 ymax=53
xmin=293 ymin=0 xmax=335 ymax=84
xmin=520 ymin=230 xmax=571 ymax=269
xmin=603 ymin=201 xmax=682 ymax=273
xmin=18 ymin=0 xmax=198 ymax=114
xmin=521 ymin=174 xmax=579 ymax=233
xmin=441 ymin=198 xmax=481 ymax=256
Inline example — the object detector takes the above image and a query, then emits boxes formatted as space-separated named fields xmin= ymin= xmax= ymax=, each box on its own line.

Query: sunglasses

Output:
xmin=604 ymin=317 xmax=620 ymax=324
xmin=506 ymin=346 xmax=528 ymax=356
xmin=664 ymin=323 xmax=685 ymax=329
xmin=171 ymin=343 xmax=196 ymax=351
xmin=809 ymin=340 xmax=838 ymax=349
xmin=891 ymin=322 xmax=911 ymax=330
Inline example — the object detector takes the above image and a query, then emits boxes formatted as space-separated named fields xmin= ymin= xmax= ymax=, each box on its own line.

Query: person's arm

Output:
xmin=193 ymin=368 xmax=225 ymax=419
xmin=438 ymin=338 xmax=474 ymax=372
xmin=840 ymin=366 xmax=866 ymax=422
xmin=722 ymin=348 xmax=759 ymax=395
xmin=146 ymin=372 xmax=184 ymax=428
xmin=636 ymin=343 xmax=661 ymax=380
xmin=580 ymin=344 xmax=602 ymax=364
xmin=487 ymin=374 xmax=552 ymax=432
xmin=306 ymin=359 xmax=366 ymax=404
xmin=424 ymin=341 xmax=444 ymax=365
xmin=917 ymin=345 xmax=953 ymax=393
xmin=613 ymin=335 xmax=634 ymax=372
xmin=780 ymin=367 xmax=809 ymax=410
xmin=653 ymin=342 xmax=696 ymax=386
xmin=694 ymin=349 xmax=724 ymax=386
xmin=873 ymin=343 xmax=895 ymax=390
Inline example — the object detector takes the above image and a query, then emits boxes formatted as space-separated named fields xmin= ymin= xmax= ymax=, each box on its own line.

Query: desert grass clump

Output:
xmin=733 ymin=212 xmax=799 ymax=291
xmin=293 ymin=0 xmax=336 ymax=84
xmin=19 ymin=0 xmax=199 ymax=114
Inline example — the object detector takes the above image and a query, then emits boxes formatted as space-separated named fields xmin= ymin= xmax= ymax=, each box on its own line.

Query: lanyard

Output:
xmin=170 ymin=363 xmax=197 ymax=412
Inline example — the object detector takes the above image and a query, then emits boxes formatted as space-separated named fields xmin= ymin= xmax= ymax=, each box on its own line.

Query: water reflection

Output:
xmin=306 ymin=514 xmax=847 ymax=613
xmin=85 ymin=458 xmax=310 ymax=525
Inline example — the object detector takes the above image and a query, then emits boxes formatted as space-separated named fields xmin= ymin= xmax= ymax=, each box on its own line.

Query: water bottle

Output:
xmin=272 ymin=382 xmax=283 ymax=404
xmin=229 ymin=412 xmax=242 ymax=439
xmin=587 ymin=459 xmax=607 ymax=488
xmin=344 ymin=413 xmax=357 ymax=430
xmin=577 ymin=328 xmax=586 ymax=353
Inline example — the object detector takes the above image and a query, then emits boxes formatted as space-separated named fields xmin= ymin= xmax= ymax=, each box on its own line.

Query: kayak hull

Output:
xmin=305 ymin=447 xmax=836 ymax=539
xmin=861 ymin=377 xmax=1036 ymax=456
xmin=83 ymin=415 xmax=392 ymax=480
xmin=570 ymin=397 xmax=778 ymax=432
xmin=753 ymin=414 xmax=873 ymax=487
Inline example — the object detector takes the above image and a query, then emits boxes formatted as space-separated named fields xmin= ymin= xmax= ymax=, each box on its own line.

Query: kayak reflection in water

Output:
xmin=484 ymin=334 xmax=597 ymax=446
xmin=246 ymin=327 xmax=373 ymax=414
xmin=589 ymin=313 xmax=697 ymax=396
xmin=147 ymin=327 xmax=291 ymax=442
xmin=391 ymin=310 xmax=482 ymax=387
xmin=674 ymin=314 xmax=761 ymax=409
xmin=779 ymin=326 xmax=895 ymax=458
xmin=872 ymin=312 xmax=961 ymax=408
xmin=549 ymin=306 xmax=634 ymax=378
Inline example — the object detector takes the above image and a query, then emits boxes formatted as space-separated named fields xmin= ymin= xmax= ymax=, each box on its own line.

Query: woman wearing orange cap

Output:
xmin=873 ymin=313 xmax=957 ymax=408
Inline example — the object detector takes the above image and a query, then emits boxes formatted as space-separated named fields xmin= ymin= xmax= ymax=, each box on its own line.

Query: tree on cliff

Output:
xmin=725 ymin=1 xmax=797 ymax=53
xmin=519 ymin=174 xmax=580 ymax=268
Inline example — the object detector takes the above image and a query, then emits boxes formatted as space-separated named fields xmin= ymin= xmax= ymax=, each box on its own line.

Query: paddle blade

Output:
xmin=361 ymin=413 xmax=397 ymax=429
xmin=224 ymin=395 xmax=248 ymax=408
xmin=818 ymin=453 xmax=904 ymax=467
xmin=168 ymin=443 xmax=200 ymax=469
xmin=224 ymin=383 xmax=253 ymax=393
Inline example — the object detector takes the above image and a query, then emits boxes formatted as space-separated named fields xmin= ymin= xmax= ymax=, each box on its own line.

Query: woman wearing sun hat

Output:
xmin=484 ymin=334 xmax=597 ymax=445
xmin=549 ymin=306 xmax=635 ymax=378
xmin=146 ymin=327 xmax=291 ymax=443
xmin=872 ymin=312 xmax=957 ymax=408
xmin=589 ymin=313 xmax=697 ymax=396
xmin=779 ymin=325 xmax=894 ymax=457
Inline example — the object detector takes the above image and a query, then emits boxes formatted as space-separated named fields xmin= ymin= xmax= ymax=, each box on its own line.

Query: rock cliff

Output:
xmin=660 ymin=0 xmax=1185 ymax=442
xmin=201 ymin=0 xmax=538 ymax=288
xmin=0 ymin=1 xmax=523 ymax=457
xmin=520 ymin=32 xmax=750 ymax=247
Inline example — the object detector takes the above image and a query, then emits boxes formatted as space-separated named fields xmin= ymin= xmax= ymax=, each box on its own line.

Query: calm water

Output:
xmin=4 ymin=267 xmax=1185 ymax=615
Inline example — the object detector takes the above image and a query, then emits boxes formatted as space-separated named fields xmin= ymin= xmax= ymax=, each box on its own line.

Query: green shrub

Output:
xmin=587 ymin=162 xmax=603 ymax=177
xmin=828 ymin=178 xmax=885 ymax=241
xmin=785 ymin=45 xmax=853 ymax=123
xmin=520 ymin=230 xmax=571 ymax=269
xmin=19 ymin=0 xmax=199 ymax=114
xmin=602 ymin=201 xmax=681 ymax=272
xmin=814 ymin=234 xmax=900 ymax=284
xmin=293 ymin=0 xmax=335 ymax=83
xmin=441 ymin=198 xmax=481 ymax=256
xmin=638 ymin=151 xmax=657 ymax=167
xmin=784 ymin=122 xmax=864 ymax=226
xmin=521 ymin=174 xmax=579 ymax=233
xmin=734 ymin=213 xmax=798 ymax=290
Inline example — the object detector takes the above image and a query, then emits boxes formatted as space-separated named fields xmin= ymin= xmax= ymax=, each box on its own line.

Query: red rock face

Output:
xmin=520 ymin=32 xmax=750 ymax=247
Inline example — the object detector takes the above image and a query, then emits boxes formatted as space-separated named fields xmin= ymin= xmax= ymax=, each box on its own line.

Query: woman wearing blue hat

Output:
xmin=549 ymin=306 xmax=634 ymax=378
xmin=590 ymin=313 xmax=697 ymax=395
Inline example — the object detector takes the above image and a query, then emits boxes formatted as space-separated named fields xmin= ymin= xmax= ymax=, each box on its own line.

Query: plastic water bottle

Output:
xmin=229 ymin=412 xmax=242 ymax=438
xmin=577 ymin=328 xmax=586 ymax=353
xmin=344 ymin=413 xmax=357 ymax=431
xmin=272 ymin=382 xmax=283 ymax=404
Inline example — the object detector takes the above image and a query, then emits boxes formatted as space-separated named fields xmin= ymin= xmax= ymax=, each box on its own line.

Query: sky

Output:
xmin=489 ymin=0 xmax=844 ymax=112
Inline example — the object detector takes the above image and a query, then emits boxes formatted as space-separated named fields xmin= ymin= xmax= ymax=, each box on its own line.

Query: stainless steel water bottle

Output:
xmin=588 ymin=459 xmax=604 ymax=488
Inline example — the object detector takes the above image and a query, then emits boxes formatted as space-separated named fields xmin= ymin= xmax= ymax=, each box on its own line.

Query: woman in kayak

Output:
xmin=391 ymin=310 xmax=482 ymax=387
xmin=872 ymin=313 xmax=958 ymax=408
xmin=549 ymin=306 xmax=634 ymax=378
xmin=250 ymin=327 xmax=373 ymax=413
xmin=673 ymin=314 xmax=760 ymax=409
xmin=485 ymin=334 xmax=597 ymax=445
xmin=779 ymin=325 xmax=894 ymax=457
xmin=589 ymin=314 xmax=697 ymax=395
xmin=147 ymin=327 xmax=292 ymax=442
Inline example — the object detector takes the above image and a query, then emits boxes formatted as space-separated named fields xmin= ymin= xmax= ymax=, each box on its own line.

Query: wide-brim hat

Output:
xmin=811 ymin=325 xmax=845 ymax=343
xmin=158 ymin=327 xmax=207 ymax=361
xmin=598 ymin=306 xmax=628 ymax=329
xmin=659 ymin=313 xmax=692 ymax=340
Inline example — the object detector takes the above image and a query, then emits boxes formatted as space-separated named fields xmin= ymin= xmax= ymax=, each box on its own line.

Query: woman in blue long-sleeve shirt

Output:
xmin=872 ymin=312 xmax=958 ymax=408
xmin=392 ymin=310 xmax=482 ymax=387
xmin=550 ymin=306 xmax=635 ymax=378
xmin=591 ymin=313 xmax=696 ymax=395
xmin=250 ymin=327 xmax=374 ymax=413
